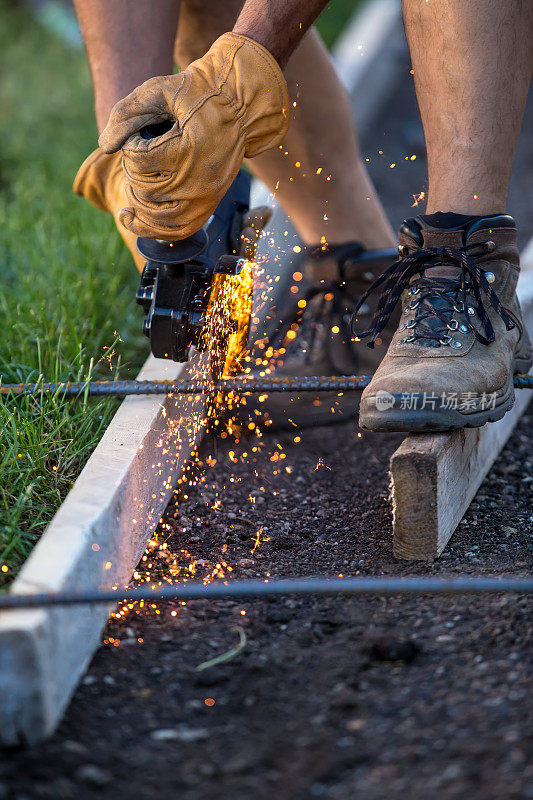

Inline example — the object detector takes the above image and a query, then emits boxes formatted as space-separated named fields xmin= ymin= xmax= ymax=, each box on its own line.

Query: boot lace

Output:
xmin=351 ymin=241 xmax=514 ymax=348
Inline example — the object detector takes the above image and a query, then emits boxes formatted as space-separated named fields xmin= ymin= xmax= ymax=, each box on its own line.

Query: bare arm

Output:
xmin=98 ymin=0 xmax=328 ymax=241
xmin=233 ymin=0 xmax=330 ymax=68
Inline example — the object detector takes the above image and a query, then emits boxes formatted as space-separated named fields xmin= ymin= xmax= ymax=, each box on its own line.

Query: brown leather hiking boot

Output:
xmin=355 ymin=214 xmax=533 ymax=433
xmin=240 ymin=242 xmax=399 ymax=429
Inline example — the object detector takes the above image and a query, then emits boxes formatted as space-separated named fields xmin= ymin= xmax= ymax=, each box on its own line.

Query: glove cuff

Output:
xmin=73 ymin=148 xmax=145 ymax=271
xmin=73 ymin=148 xmax=121 ymax=214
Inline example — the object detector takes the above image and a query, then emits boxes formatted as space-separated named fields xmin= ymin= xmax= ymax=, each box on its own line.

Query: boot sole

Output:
xmin=358 ymin=355 xmax=531 ymax=434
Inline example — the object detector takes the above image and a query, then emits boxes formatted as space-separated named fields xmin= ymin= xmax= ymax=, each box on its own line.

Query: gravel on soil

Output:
xmin=0 ymin=408 xmax=531 ymax=800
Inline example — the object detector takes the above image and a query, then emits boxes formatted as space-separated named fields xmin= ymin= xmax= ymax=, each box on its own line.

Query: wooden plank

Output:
xmin=390 ymin=262 xmax=533 ymax=560
xmin=0 ymin=351 xmax=209 ymax=745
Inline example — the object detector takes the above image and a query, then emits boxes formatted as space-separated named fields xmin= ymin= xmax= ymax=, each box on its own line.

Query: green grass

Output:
xmin=0 ymin=0 xmax=146 ymax=587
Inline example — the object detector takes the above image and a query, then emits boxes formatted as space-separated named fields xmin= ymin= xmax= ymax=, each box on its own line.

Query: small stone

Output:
xmin=150 ymin=727 xmax=209 ymax=743
xmin=131 ymin=687 xmax=153 ymax=700
xmin=150 ymin=729 xmax=181 ymax=741
xmin=77 ymin=765 xmax=112 ymax=786
xmin=346 ymin=718 xmax=366 ymax=732
xmin=63 ymin=740 xmax=87 ymax=755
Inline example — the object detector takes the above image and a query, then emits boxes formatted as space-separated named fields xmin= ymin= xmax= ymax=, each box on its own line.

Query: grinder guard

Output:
xmin=136 ymin=169 xmax=253 ymax=379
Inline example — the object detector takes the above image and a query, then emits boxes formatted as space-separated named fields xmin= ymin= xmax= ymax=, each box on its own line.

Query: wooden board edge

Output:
xmin=390 ymin=257 xmax=533 ymax=560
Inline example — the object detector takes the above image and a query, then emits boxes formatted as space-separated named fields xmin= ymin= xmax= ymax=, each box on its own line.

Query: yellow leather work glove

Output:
xmin=73 ymin=148 xmax=145 ymax=272
xmin=74 ymin=147 xmax=272 ymax=270
xmin=98 ymin=32 xmax=289 ymax=241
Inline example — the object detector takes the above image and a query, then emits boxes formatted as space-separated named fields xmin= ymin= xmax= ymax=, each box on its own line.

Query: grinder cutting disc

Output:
xmin=204 ymin=260 xmax=253 ymax=382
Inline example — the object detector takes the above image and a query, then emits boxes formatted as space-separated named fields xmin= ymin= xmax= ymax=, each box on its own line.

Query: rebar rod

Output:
xmin=0 ymin=376 xmax=371 ymax=397
xmin=1 ymin=373 xmax=532 ymax=397
xmin=0 ymin=575 xmax=531 ymax=611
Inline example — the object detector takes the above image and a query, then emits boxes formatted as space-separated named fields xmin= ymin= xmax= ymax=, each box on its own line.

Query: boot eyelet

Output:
xmin=400 ymin=323 xmax=406 ymax=331
xmin=484 ymin=271 xmax=496 ymax=284
xmin=447 ymin=319 xmax=459 ymax=331
xmin=454 ymin=303 xmax=464 ymax=313
xmin=467 ymin=306 xmax=476 ymax=316
xmin=405 ymin=335 xmax=415 ymax=343
xmin=439 ymin=335 xmax=452 ymax=346
xmin=452 ymin=340 xmax=463 ymax=349
xmin=485 ymin=241 xmax=495 ymax=253
xmin=412 ymin=286 xmax=421 ymax=295
xmin=410 ymin=300 xmax=420 ymax=310
xmin=459 ymin=324 xmax=469 ymax=333
xmin=406 ymin=319 xmax=416 ymax=328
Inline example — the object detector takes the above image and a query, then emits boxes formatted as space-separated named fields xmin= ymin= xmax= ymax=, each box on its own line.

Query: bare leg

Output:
xmin=175 ymin=3 xmax=395 ymax=249
xmin=73 ymin=0 xmax=180 ymax=133
xmin=403 ymin=0 xmax=533 ymax=215
xmin=251 ymin=31 xmax=395 ymax=249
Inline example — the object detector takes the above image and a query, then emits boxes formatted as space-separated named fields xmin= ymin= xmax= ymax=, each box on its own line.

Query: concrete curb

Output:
xmin=0 ymin=353 xmax=208 ymax=745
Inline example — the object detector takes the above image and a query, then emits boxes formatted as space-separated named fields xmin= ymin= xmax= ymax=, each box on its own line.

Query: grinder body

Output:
xmin=135 ymin=169 xmax=251 ymax=368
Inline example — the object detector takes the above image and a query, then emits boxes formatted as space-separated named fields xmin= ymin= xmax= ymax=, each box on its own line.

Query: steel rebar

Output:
xmin=0 ymin=575 xmax=531 ymax=611
xmin=1 ymin=373 xmax=532 ymax=398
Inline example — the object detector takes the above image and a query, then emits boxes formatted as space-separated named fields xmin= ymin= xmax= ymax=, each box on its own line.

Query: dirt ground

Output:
xmin=1 ymin=410 xmax=531 ymax=800
xmin=1 ymin=28 xmax=532 ymax=800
